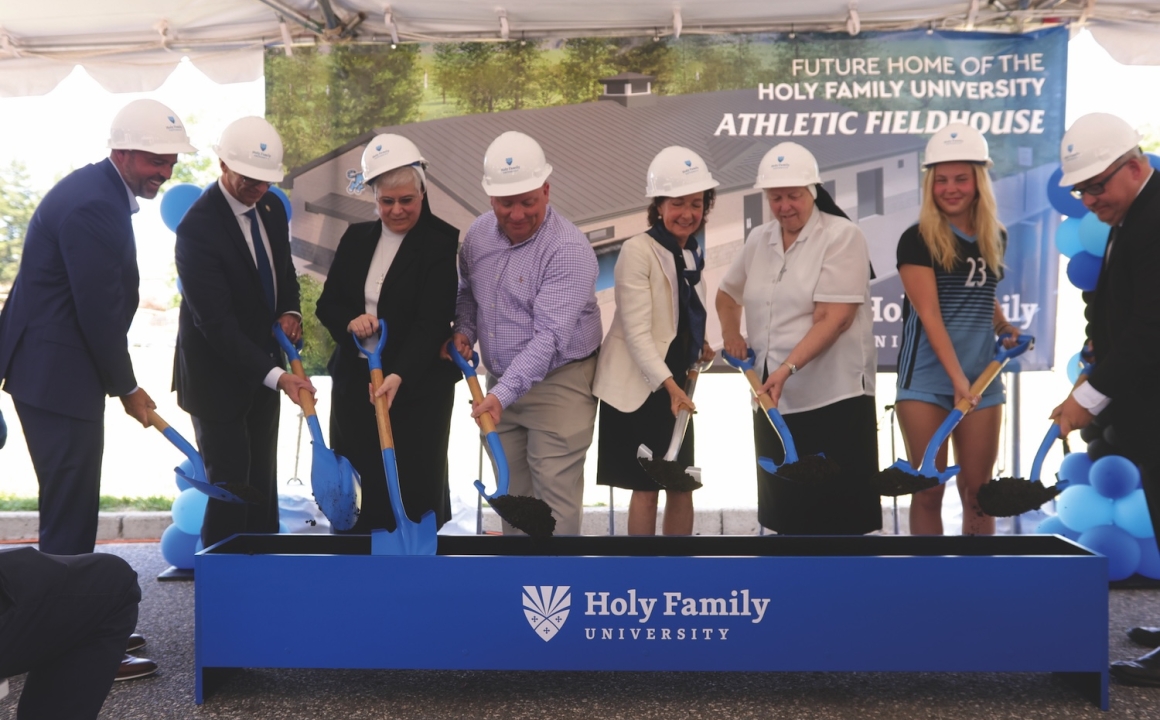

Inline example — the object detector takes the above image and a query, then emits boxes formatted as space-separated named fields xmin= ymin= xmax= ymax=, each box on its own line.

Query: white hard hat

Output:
xmin=754 ymin=142 xmax=821 ymax=189
xmin=213 ymin=116 xmax=285 ymax=183
xmin=107 ymin=99 xmax=196 ymax=154
xmin=1059 ymin=113 xmax=1141 ymax=187
xmin=923 ymin=123 xmax=992 ymax=168
xmin=361 ymin=133 xmax=426 ymax=186
xmin=645 ymin=146 xmax=720 ymax=198
xmin=481 ymin=131 xmax=553 ymax=197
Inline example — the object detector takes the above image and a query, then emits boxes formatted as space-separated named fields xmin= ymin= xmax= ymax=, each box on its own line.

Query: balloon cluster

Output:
xmin=1036 ymin=451 xmax=1158 ymax=581
xmin=159 ymin=182 xmax=293 ymax=233
xmin=160 ymin=458 xmax=207 ymax=570
xmin=1050 ymin=154 xmax=1160 ymax=292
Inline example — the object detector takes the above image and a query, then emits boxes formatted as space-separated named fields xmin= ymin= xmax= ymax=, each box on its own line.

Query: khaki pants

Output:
xmin=488 ymin=355 xmax=597 ymax=535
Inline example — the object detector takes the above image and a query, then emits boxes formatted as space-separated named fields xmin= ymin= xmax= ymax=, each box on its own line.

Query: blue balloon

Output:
xmin=1064 ymin=351 xmax=1085 ymax=385
xmin=1138 ymin=538 xmax=1160 ymax=579
xmin=1056 ymin=484 xmax=1114 ymax=532
xmin=269 ymin=185 xmax=292 ymax=220
xmin=1078 ymin=212 xmax=1111 ymax=257
xmin=160 ymin=524 xmax=199 ymax=570
xmin=1079 ymin=524 xmax=1142 ymax=581
xmin=171 ymin=487 xmax=209 ymax=535
xmin=1066 ymin=251 xmax=1102 ymax=292
xmin=1149 ymin=153 xmax=1160 ymax=172
xmin=1114 ymin=488 xmax=1155 ymax=539
xmin=175 ymin=458 xmax=194 ymax=491
xmin=159 ymin=183 xmax=203 ymax=232
xmin=1054 ymin=217 xmax=1084 ymax=258
xmin=1059 ymin=451 xmax=1093 ymax=487
xmin=1046 ymin=166 xmax=1089 ymax=218
xmin=1090 ymin=454 xmax=1141 ymax=500
xmin=1035 ymin=514 xmax=1081 ymax=541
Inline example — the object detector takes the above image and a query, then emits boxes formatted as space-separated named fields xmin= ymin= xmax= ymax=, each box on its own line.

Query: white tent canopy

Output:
xmin=2 ymin=0 xmax=1160 ymax=96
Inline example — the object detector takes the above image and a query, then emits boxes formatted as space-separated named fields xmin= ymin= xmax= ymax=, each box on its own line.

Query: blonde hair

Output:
xmin=918 ymin=164 xmax=1004 ymax=271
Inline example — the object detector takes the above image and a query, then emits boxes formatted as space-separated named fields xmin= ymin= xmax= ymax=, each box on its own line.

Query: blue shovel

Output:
xmin=274 ymin=325 xmax=361 ymax=531
xmin=873 ymin=334 xmax=1034 ymax=496
xmin=146 ymin=410 xmax=252 ymax=504
xmin=977 ymin=423 xmax=1063 ymax=517
xmin=447 ymin=342 xmax=555 ymax=538
xmin=722 ymin=348 xmax=840 ymax=484
xmin=356 ymin=321 xmax=436 ymax=555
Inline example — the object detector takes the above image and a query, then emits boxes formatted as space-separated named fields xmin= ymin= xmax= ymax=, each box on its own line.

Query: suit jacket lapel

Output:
xmin=207 ymin=184 xmax=261 ymax=287
xmin=257 ymin=198 xmax=290 ymax=272
xmin=379 ymin=218 xmax=425 ymax=300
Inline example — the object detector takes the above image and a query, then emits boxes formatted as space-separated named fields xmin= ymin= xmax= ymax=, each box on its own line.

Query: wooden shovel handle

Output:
xmin=286 ymin=357 xmax=318 ymax=418
xmin=953 ymin=359 xmax=1006 ymax=414
xmin=370 ymin=368 xmax=395 ymax=450
xmin=463 ymin=374 xmax=497 ymax=435
xmin=740 ymin=368 xmax=776 ymax=412
xmin=147 ymin=409 xmax=168 ymax=431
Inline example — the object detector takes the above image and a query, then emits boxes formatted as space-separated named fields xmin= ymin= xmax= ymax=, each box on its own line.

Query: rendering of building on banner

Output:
xmin=284 ymin=73 xmax=1054 ymax=368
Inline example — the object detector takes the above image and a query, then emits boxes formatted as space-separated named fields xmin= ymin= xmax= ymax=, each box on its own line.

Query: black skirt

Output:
xmin=597 ymin=384 xmax=696 ymax=491
xmin=754 ymin=393 xmax=882 ymax=535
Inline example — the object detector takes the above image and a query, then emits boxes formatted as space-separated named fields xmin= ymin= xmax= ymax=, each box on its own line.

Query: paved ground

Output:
xmin=3 ymin=542 xmax=1160 ymax=719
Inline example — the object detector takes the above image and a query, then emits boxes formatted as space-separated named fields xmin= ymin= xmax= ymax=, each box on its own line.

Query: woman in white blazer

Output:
xmin=593 ymin=147 xmax=717 ymax=536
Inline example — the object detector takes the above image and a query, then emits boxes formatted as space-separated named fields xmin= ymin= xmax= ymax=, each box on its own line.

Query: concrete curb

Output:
xmin=0 ymin=506 xmax=909 ymax=541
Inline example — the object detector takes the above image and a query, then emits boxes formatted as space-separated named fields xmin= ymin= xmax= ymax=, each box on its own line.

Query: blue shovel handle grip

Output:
xmin=994 ymin=333 xmax=1034 ymax=363
xmin=351 ymin=319 xmax=388 ymax=372
xmin=446 ymin=340 xmax=480 ymax=377
xmin=1029 ymin=424 xmax=1062 ymax=483
xmin=272 ymin=323 xmax=304 ymax=361
xmin=765 ymin=406 xmax=800 ymax=465
xmin=721 ymin=349 xmax=756 ymax=372
xmin=918 ymin=408 xmax=965 ymax=477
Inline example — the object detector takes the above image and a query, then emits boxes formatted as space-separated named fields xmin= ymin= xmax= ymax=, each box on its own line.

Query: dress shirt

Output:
xmin=454 ymin=205 xmax=602 ymax=408
xmin=217 ymin=178 xmax=296 ymax=390
xmin=718 ymin=207 xmax=876 ymax=414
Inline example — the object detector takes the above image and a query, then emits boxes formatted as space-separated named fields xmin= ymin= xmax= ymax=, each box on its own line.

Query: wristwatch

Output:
xmin=781 ymin=361 xmax=797 ymax=375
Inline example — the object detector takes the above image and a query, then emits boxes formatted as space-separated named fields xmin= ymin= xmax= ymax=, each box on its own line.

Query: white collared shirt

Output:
xmin=718 ymin=207 xmax=876 ymax=413
xmin=109 ymin=161 xmax=141 ymax=215
xmin=359 ymin=224 xmax=406 ymax=355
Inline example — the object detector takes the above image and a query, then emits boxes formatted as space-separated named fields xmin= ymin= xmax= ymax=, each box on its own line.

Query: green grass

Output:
xmin=0 ymin=494 xmax=174 ymax=512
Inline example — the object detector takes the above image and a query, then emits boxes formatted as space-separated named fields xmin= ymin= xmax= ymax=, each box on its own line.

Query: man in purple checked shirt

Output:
xmin=446 ymin=131 xmax=602 ymax=535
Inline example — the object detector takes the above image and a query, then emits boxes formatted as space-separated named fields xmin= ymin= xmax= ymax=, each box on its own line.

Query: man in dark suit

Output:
xmin=1050 ymin=113 xmax=1160 ymax=686
xmin=0 ymin=97 xmax=188 ymax=678
xmin=174 ymin=116 xmax=314 ymax=549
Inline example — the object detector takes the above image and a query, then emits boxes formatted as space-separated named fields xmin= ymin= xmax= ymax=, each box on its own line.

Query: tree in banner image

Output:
xmin=432 ymin=42 xmax=546 ymax=113
xmin=669 ymin=35 xmax=772 ymax=94
xmin=554 ymin=38 xmax=676 ymax=104
xmin=296 ymin=274 xmax=334 ymax=376
xmin=0 ymin=161 xmax=42 ymax=291
xmin=266 ymin=44 xmax=423 ymax=171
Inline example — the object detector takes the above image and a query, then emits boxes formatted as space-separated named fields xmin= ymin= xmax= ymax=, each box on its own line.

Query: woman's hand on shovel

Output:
xmin=119 ymin=387 xmax=156 ymax=427
xmin=368 ymin=373 xmax=402 ymax=410
xmin=663 ymin=377 xmax=695 ymax=417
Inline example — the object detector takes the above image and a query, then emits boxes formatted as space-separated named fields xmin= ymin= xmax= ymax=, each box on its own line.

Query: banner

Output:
xmin=275 ymin=26 xmax=1067 ymax=372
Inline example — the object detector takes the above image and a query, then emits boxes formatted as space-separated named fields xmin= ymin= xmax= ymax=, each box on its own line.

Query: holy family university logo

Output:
xmin=523 ymin=585 xmax=773 ymax=643
xmin=523 ymin=585 xmax=571 ymax=642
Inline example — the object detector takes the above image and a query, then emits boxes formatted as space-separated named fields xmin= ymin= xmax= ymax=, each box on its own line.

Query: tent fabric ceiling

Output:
xmin=1 ymin=1 xmax=1158 ymax=96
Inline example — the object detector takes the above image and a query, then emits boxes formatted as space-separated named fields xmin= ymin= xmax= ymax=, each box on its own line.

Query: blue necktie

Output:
xmin=245 ymin=208 xmax=276 ymax=312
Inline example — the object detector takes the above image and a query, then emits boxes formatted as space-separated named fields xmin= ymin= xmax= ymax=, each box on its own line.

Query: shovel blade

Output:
xmin=757 ymin=456 xmax=780 ymax=475
xmin=371 ymin=510 xmax=437 ymax=555
xmin=175 ymin=466 xmax=247 ymax=504
xmin=311 ymin=447 xmax=362 ymax=531
xmin=636 ymin=444 xmax=654 ymax=461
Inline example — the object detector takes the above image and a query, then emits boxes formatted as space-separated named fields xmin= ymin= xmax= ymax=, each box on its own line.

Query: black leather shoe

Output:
xmin=1128 ymin=627 xmax=1160 ymax=648
xmin=115 ymin=654 xmax=159 ymax=682
xmin=126 ymin=633 xmax=146 ymax=653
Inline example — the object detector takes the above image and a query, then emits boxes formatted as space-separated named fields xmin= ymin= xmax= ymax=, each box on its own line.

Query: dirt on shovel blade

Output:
xmin=871 ymin=467 xmax=939 ymax=497
xmin=774 ymin=455 xmax=841 ymax=484
xmin=638 ymin=458 xmax=703 ymax=492
xmin=977 ymin=477 xmax=1062 ymax=517
xmin=489 ymin=495 xmax=556 ymax=538
xmin=217 ymin=483 xmax=264 ymax=504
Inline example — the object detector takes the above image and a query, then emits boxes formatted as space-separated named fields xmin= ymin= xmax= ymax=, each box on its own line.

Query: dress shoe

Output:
xmin=1111 ymin=647 xmax=1160 ymax=687
xmin=1127 ymin=626 xmax=1160 ymax=648
xmin=126 ymin=633 xmax=146 ymax=653
xmin=115 ymin=654 xmax=158 ymax=682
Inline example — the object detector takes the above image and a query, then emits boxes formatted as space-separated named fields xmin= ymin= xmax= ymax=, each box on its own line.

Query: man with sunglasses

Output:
xmin=174 ymin=116 xmax=314 ymax=549
xmin=1049 ymin=112 xmax=1160 ymax=686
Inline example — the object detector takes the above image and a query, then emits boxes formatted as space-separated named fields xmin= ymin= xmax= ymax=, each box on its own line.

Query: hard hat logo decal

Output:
xmin=168 ymin=116 xmax=175 ymax=124
xmin=260 ymin=143 xmax=267 ymax=151
xmin=684 ymin=160 xmax=692 ymax=167
xmin=950 ymin=132 xmax=958 ymax=139
xmin=376 ymin=144 xmax=383 ymax=151
xmin=777 ymin=156 xmax=784 ymax=163
xmin=506 ymin=158 xmax=513 ymax=166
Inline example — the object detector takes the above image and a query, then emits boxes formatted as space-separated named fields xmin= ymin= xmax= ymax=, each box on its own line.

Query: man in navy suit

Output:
xmin=174 ymin=117 xmax=314 ymax=549
xmin=0 ymin=97 xmax=192 ymax=679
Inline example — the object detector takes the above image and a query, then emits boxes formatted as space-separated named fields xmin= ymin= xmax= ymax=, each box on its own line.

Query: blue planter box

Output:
xmin=195 ymin=534 xmax=1108 ymax=709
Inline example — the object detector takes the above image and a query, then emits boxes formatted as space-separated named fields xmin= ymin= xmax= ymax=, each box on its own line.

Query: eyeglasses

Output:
xmin=1071 ymin=159 xmax=1130 ymax=199
xmin=235 ymin=172 xmax=271 ymax=189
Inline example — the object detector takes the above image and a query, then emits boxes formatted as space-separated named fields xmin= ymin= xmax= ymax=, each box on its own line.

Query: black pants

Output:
xmin=0 ymin=548 xmax=139 ymax=720
xmin=193 ymin=387 xmax=281 ymax=548
xmin=14 ymin=400 xmax=104 ymax=555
